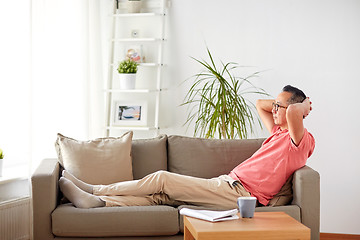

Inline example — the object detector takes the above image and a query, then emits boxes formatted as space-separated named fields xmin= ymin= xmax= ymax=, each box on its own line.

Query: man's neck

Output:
xmin=278 ymin=124 xmax=288 ymax=131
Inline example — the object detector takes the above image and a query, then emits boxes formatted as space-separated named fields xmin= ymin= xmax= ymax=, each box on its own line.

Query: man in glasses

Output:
xmin=59 ymin=85 xmax=314 ymax=209
xmin=228 ymin=85 xmax=314 ymax=205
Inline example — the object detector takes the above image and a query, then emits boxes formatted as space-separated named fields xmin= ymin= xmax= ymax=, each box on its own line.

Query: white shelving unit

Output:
xmin=105 ymin=0 xmax=169 ymax=137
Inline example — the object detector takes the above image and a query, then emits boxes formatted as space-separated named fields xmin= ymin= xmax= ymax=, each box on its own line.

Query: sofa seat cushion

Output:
xmin=177 ymin=204 xmax=301 ymax=233
xmin=52 ymin=204 xmax=179 ymax=237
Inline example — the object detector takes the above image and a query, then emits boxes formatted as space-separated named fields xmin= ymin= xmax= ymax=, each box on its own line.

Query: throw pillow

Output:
xmin=55 ymin=131 xmax=134 ymax=185
xmin=268 ymin=174 xmax=293 ymax=206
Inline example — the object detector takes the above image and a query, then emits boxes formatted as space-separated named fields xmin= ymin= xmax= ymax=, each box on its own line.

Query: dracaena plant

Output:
xmin=0 ymin=148 xmax=3 ymax=159
xmin=181 ymin=48 xmax=269 ymax=139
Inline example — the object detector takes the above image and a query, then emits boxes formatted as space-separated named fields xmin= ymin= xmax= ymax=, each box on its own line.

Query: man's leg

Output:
xmin=100 ymin=193 xmax=185 ymax=207
xmin=59 ymin=175 xmax=179 ymax=208
xmin=62 ymin=170 xmax=93 ymax=193
xmin=94 ymin=170 xmax=250 ymax=209
xmin=59 ymin=177 xmax=105 ymax=208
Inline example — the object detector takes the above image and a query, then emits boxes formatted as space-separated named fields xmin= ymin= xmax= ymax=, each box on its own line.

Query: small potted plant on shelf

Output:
xmin=117 ymin=59 xmax=139 ymax=90
xmin=127 ymin=0 xmax=142 ymax=13
xmin=0 ymin=148 xmax=4 ymax=177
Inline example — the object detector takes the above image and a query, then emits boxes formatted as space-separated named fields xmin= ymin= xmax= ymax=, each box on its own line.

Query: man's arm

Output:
xmin=256 ymin=99 xmax=275 ymax=133
xmin=286 ymin=98 xmax=312 ymax=146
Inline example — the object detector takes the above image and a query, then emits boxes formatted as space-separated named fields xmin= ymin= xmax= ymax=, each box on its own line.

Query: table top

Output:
xmin=184 ymin=212 xmax=310 ymax=240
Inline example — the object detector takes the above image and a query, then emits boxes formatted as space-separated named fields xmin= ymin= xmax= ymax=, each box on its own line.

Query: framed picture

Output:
xmin=113 ymin=101 xmax=148 ymax=126
xmin=125 ymin=45 xmax=145 ymax=63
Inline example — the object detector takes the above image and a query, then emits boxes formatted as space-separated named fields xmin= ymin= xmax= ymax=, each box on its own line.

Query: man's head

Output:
xmin=272 ymin=85 xmax=306 ymax=128
xmin=282 ymin=85 xmax=306 ymax=105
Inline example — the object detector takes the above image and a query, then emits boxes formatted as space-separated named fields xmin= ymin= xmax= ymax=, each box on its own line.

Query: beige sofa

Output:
xmin=31 ymin=135 xmax=320 ymax=240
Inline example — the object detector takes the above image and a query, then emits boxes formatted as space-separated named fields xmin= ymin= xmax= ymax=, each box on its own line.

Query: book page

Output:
xmin=180 ymin=208 xmax=239 ymax=222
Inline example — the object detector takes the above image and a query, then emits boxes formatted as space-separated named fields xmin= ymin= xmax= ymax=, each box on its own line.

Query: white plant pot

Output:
xmin=119 ymin=74 xmax=136 ymax=89
xmin=0 ymin=159 xmax=3 ymax=177
xmin=127 ymin=1 xmax=142 ymax=13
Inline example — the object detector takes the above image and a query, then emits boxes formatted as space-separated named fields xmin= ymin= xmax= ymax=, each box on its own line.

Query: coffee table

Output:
xmin=184 ymin=212 xmax=310 ymax=240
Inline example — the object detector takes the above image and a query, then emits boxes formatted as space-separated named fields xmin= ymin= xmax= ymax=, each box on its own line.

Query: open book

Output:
xmin=179 ymin=208 xmax=239 ymax=222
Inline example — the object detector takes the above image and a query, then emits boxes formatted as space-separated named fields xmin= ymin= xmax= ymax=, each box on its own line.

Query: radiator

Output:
xmin=0 ymin=197 xmax=30 ymax=240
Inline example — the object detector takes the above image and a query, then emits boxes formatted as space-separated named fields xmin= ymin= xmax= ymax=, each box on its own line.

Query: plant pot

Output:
xmin=0 ymin=159 xmax=3 ymax=177
xmin=119 ymin=74 xmax=136 ymax=89
xmin=127 ymin=1 xmax=142 ymax=13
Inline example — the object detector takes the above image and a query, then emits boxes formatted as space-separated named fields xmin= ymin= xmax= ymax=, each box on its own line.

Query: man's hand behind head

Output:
xmin=302 ymin=97 xmax=312 ymax=119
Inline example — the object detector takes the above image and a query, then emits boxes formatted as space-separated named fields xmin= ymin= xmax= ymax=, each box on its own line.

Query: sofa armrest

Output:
xmin=31 ymin=158 xmax=60 ymax=240
xmin=292 ymin=165 xmax=320 ymax=240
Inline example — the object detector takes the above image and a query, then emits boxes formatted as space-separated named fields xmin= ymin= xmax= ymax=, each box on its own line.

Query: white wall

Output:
xmin=164 ymin=0 xmax=360 ymax=234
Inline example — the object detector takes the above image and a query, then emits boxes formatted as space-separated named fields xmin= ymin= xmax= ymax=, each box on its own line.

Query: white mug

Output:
xmin=237 ymin=197 xmax=257 ymax=218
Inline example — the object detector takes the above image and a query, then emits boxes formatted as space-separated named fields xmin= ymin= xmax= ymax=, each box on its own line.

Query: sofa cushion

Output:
xmin=52 ymin=204 xmax=179 ymax=237
xmin=268 ymin=174 xmax=293 ymax=206
xmin=55 ymin=131 xmax=133 ymax=185
xmin=167 ymin=135 xmax=265 ymax=178
xmin=132 ymin=134 xmax=168 ymax=179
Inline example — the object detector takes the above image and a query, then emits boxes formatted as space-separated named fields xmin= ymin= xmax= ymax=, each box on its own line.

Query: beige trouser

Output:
xmin=93 ymin=170 xmax=250 ymax=209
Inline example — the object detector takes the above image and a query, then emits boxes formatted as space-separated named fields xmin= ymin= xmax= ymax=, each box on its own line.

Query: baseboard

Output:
xmin=321 ymin=233 xmax=360 ymax=240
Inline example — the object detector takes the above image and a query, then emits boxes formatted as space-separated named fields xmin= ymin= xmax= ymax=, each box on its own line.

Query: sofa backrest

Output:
xmin=131 ymin=134 xmax=168 ymax=179
xmin=131 ymin=135 xmax=265 ymax=180
xmin=167 ymin=135 xmax=265 ymax=178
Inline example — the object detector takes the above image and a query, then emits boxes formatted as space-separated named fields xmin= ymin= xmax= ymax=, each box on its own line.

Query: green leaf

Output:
xmin=117 ymin=59 xmax=138 ymax=74
xmin=181 ymin=48 xmax=269 ymax=139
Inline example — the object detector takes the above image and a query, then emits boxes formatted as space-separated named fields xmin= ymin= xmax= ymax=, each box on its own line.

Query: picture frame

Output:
xmin=113 ymin=101 xmax=148 ymax=126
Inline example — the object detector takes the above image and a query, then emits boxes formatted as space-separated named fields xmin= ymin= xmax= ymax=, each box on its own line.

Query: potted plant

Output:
xmin=0 ymin=148 xmax=3 ymax=177
xmin=117 ymin=59 xmax=139 ymax=90
xmin=181 ymin=48 xmax=269 ymax=139
xmin=127 ymin=0 xmax=142 ymax=13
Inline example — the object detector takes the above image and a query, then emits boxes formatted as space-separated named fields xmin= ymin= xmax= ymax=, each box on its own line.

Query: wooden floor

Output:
xmin=321 ymin=233 xmax=360 ymax=240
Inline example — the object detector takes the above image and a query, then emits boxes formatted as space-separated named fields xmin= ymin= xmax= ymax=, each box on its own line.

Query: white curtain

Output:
xmin=30 ymin=0 xmax=111 ymax=171
xmin=0 ymin=1 xmax=31 ymax=175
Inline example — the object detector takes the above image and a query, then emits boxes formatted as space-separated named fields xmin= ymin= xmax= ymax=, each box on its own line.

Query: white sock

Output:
xmin=62 ymin=170 xmax=93 ymax=194
xmin=59 ymin=177 xmax=105 ymax=209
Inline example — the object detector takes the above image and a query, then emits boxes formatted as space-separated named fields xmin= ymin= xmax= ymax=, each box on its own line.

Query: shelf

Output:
xmin=106 ymin=126 xmax=158 ymax=131
xmin=110 ymin=63 xmax=164 ymax=67
xmin=139 ymin=63 xmax=164 ymax=67
xmin=105 ymin=0 xmax=168 ymax=137
xmin=113 ymin=13 xmax=165 ymax=17
xmin=112 ymin=38 xmax=162 ymax=43
xmin=104 ymin=89 xmax=158 ymax=93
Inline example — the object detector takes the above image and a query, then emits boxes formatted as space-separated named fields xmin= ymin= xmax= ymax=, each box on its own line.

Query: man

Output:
xmin=59 ymin=85 xmax=315 ymax=209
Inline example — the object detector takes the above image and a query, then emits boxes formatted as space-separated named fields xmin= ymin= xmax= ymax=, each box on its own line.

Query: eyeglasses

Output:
xmin=272 ymin=102 xmax=288 ymax=112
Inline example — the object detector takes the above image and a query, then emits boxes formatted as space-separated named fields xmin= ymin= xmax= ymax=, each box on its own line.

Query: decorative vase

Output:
xmin=0 ymin=159 xmax=3 ymax=177
xmin=127 ymin=1 xmax=142 ymax=13
xmin=119 ymin=74 xmax=136 ymax=89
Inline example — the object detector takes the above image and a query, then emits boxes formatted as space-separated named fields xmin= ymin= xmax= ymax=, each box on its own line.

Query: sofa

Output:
xmin=31 ymin=134 xmax=320 ymax=240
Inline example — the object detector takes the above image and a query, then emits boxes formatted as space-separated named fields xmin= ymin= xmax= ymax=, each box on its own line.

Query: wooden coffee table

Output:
xmin=184 ymin=212 xmax=310 ymax=240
